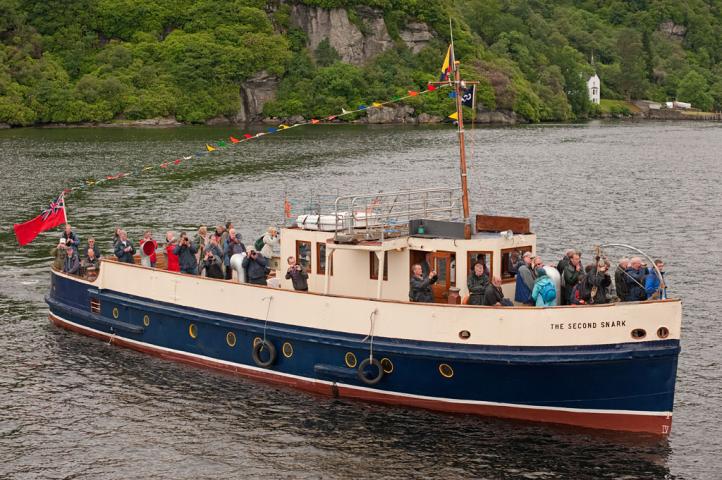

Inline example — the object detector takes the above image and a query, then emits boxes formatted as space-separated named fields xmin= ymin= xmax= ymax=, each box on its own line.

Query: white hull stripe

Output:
xmin=50 ymin=311 xmax=672 ymax=418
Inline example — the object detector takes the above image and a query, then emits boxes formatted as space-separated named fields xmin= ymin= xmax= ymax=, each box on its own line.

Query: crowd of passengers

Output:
xmin=55 ymin=223 xmax=667 ymax=306
xmin=52 ymin=222 xmax=292 ymax=287
xmin=409 ymin=249 xmax=667 ymax=307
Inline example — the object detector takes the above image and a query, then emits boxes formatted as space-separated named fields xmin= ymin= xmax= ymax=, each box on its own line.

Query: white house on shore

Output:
xmin=587 ymin=74 xmax=601 ymax=104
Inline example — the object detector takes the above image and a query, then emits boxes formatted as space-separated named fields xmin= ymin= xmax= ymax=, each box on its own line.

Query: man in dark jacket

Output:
xmin=86 ymin=237 xmax=101 ymax=259
xmin=409 ymin=263 xmax=437 ymax=303
xmin=61 ymin=224 xmax=80 ymax=250
xmin=624 ymin=257 xmax=647 ymax=301
xmin=562 ymin=253 xmax=583 ymax=305
xmin=467 ymin=262 xmax=489 ymax=305
xmin=285 ymin=256 xmax=309 ymax=291
xmin=243 ymin=248 xmax=268 ymax=285
xmin=557 ymin=249 xmax=575 ymax=274
xmin=63 ymin=246 xmax=80 ymax=274
xmin=482 ymin=276 xmax=512 ymax=306
xmin=114 ymin=230 xmax=135 ymax=263
xmin=613 ymin=257 xmax=630 ymax=301
xmin=173 ymin=233 xmax=198 ymax=274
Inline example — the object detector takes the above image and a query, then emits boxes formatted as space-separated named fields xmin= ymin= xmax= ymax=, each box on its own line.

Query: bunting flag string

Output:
xmin=43 ymin=83 xmax=450 ymax=201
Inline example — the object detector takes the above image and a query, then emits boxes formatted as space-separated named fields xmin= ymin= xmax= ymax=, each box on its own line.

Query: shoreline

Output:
xmin=1 ymin=112 xmax=720 ymax=130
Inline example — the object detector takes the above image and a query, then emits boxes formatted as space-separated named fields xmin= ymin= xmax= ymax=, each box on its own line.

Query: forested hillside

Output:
xmin=1 ymin=0 xmax=721 ymax=126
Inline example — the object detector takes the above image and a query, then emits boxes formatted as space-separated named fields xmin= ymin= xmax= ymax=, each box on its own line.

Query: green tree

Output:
xmin=616 ymin=28 xmax=647 ymax=100
xmin=677 ymin=71 xmax=713 ymax=111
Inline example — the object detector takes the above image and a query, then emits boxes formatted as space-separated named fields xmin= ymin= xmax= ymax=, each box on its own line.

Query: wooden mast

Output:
xmin=452 ymin=57 xmax=471 ymax=225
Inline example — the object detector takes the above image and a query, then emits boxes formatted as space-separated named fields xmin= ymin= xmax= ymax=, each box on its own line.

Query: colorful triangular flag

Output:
xmin=229 ymin=136 xmax=240 ymax=143
xmin=217 ymin=141 xmax=227 ymax=147
xmin=427 ymin=84 xmax=437 ymax=91
xmin=408 ymin=90 xmax=419 ymax=97
xmin=311 ymin=119 xmax=320 ymax=124
xmin=206 ymin=144 xmax=216 ymax=152
xmin=244 ymin=134 xmax=253 ymax=139
xmin=372 ymin=102 xmax=383 ymax=108
xmin=448 ymin=112 xmax=458 ymax=120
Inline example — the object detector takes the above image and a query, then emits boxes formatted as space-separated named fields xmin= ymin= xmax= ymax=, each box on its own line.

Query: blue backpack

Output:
xmin=541 ymin=280 xmax=556 ymax=303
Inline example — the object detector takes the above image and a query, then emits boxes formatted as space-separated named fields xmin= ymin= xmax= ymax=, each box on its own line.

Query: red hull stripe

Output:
xmin=49 ymin=313 xmax=672 ymax=435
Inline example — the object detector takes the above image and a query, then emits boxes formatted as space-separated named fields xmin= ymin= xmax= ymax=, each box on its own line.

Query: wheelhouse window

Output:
xmin=369 ymin=252 xmax=388 ymax=281
xmin=500 ymin=246 xmax=532 ymax=283
xmin=317 ymin=242 xmax=332 ymax=275
xmin=296 ymin=241 xmax=312 ymax=272
xmin=467 ymin=251 xmax=493 ymax=278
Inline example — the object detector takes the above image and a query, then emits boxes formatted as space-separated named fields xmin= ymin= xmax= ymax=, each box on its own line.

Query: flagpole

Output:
xmin=61 ymin=191 xmax=69 ymax=225
xmin=451 ymin=32 xmax=471 ymax=233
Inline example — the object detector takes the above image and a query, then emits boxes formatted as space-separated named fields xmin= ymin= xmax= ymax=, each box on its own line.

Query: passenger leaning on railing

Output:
xmin=114 ymin=230 xmax=135 ymax=264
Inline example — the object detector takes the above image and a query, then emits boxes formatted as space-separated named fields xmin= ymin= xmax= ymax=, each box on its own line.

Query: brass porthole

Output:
xmin=143 ymin=315 xmax=150 ymax=327
xmin=226 ymin=332 xmax=237 ymax=347
xmin=657 ymin=326 xmax=670 ymax=339
xmin=112 ymin=307 xmax=119 ymax=319
xmin=189 ymin=323 xmax=198 ymax=339
xmin=439 ymin=363 xmax=454 ymax=378
xmin=345 ymin=352 xmax=357 ymax=368
xmin=631 ymin=328 xmax=646 ymax=340
xmin=253 ymin=336 xmax=262 ymax=347
xmin=282 ymin=342 xmax=293 ymax=358
xmin=380 ymin=357 xmax=394 ymax=374
xmin=459 ymin=330 xmax=471 ymax=340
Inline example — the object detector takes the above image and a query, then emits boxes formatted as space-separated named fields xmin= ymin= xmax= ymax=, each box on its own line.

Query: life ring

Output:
xmin=252 ymin=339 xmax=277 ymax=368
xmin=357 ymin=358 xmax=384 ymax=386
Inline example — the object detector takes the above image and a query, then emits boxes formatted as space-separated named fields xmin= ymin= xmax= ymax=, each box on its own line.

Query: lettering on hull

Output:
xmin=550 ymin=320 xmax=627 ymax=331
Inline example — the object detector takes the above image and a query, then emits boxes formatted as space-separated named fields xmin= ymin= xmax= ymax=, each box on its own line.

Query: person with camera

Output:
xmin=200 ymin=235 xmax=224 ymax=279
xmin=285 ymin=256 xmax=309 ymax=291
xmin=242 ymin=247 xmax=268 ymax=286
xmin=624 ymin=257 xmax=647 ymax=302
xmin=409 ymin=263 xmax=438 ymax=303
xmin=114 ymin=230 xmax=135 ymax=263
xmin=585 ymin=259 xmax=612 ymax=304
xmin=173 ymin=232 xmax=198 ymax=275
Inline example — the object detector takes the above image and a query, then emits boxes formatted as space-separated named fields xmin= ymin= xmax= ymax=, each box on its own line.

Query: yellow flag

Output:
xmin=206 ymin=144 xmax=216 ymax=152
xmin=441 ymin=45 xmax=451 ymax=77
xmin=372 ymin=102 xmax=383 ymax=107
xmin=448 ymin=111 xmax=458 ymax=120
xmin=279 ymin=124 xmax=289 ymax=129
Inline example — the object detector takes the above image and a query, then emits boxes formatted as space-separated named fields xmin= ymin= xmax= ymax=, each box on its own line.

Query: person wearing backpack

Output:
xmin=531 ymin=268 xmax=557 ymax=307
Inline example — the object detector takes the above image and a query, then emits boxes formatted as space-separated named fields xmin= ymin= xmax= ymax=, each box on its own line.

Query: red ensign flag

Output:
xmin=13 ymin=193 xmax=68 ymax=246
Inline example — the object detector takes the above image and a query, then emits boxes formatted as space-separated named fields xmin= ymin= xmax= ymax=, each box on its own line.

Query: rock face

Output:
xmin=290 ymin=4 xmax=393 ymax=65
xmin=474 ymin=109 xmax=522 ymax=125
xmin=365 ymin=105 xmax=416 ymax=124
xmin=659 ymin=21 xmax=686 ymax=39
xmin=399 ymin=22 xmax=434 ymax=53
xmin=236 ymin=70 xmax=279 ymax=123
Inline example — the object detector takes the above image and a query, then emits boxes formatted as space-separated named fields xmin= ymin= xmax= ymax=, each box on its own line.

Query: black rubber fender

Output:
xmin=357 ymin=357 xmax=384 ymax=386
xmin=252 ymin=339 xmax=277 ymax=368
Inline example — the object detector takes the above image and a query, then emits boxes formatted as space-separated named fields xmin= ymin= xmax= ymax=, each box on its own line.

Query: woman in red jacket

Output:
xmin=165 ymin=232 xmax=180 ymax=272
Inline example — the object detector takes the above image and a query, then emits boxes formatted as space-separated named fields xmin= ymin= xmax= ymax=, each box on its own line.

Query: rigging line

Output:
xmin=361 ymin=309 xmax=377 ymax=362
xmin=261 ymin=295 xmax=273 ymax=345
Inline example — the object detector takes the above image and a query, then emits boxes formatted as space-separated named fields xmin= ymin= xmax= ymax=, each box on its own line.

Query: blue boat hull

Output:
xmin=46 ymin=272 xmax=679 ymax=435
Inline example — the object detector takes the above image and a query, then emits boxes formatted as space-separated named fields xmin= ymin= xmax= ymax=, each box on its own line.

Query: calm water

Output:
xmin=1 ymin=122 xmax=721 ymax=479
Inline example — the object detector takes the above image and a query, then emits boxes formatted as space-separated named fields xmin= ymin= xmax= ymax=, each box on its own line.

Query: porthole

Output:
xmin=657 ymin=326 xmax=670 ymax=339
xmin=631 ymin=328 xmax=646 ymax=340
xmin=282 ymin=342 xmax=293 ymax=358
xmin=439 ymin=363 xmax=454 ymax=378
xmin=112 ymin=307 xmax=119 ymax=319
xmin=459 ymin=330 xmax=471 ymax=340
xmin=380 ymin=357 xmax=394 ymax=374
xmin=253 ymin=336 xmax=262 ymax=347
xmin=189 ymin=323 xmax=198 ymax=339
xmin=345 ymin=352 xmax=357 ymax=368
xmin=143 ymin=315 xmax=150 ymax=327
xmin=226 ymin=332 xmax=237 ymax=347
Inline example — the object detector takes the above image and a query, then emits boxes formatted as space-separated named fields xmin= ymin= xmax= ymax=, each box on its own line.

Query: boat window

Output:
xmin=317 ymin=242 xmax=332 ymax=275
xmin=370 ymin=252 xmax=388 ymax=281
xmin=501 ymin=246 xmax=532 ymax=283
xmin=296 ymin=241 xmax=312 ymax=271
xmin=467 ymin=251 xmax=493 ymax=278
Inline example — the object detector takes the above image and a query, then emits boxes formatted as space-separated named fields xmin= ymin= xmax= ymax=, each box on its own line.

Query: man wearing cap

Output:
xmin=63 ymin=246 xmax=80 ymax=274
xmin=52 ymin=238 xmax=68 ymax=270
xmin=514 ymin=251 xmax=536 ymax=305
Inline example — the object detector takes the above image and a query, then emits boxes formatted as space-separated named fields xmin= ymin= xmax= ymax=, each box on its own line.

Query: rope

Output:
xmin=261 ymin=295 xmax=273 ymax=346
xmin=361 ymin=309 xmax=377 ymax=362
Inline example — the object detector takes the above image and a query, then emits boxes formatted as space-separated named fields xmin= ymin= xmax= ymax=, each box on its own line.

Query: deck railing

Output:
xmin=324 ymin=187 xmax=463 ymax=241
